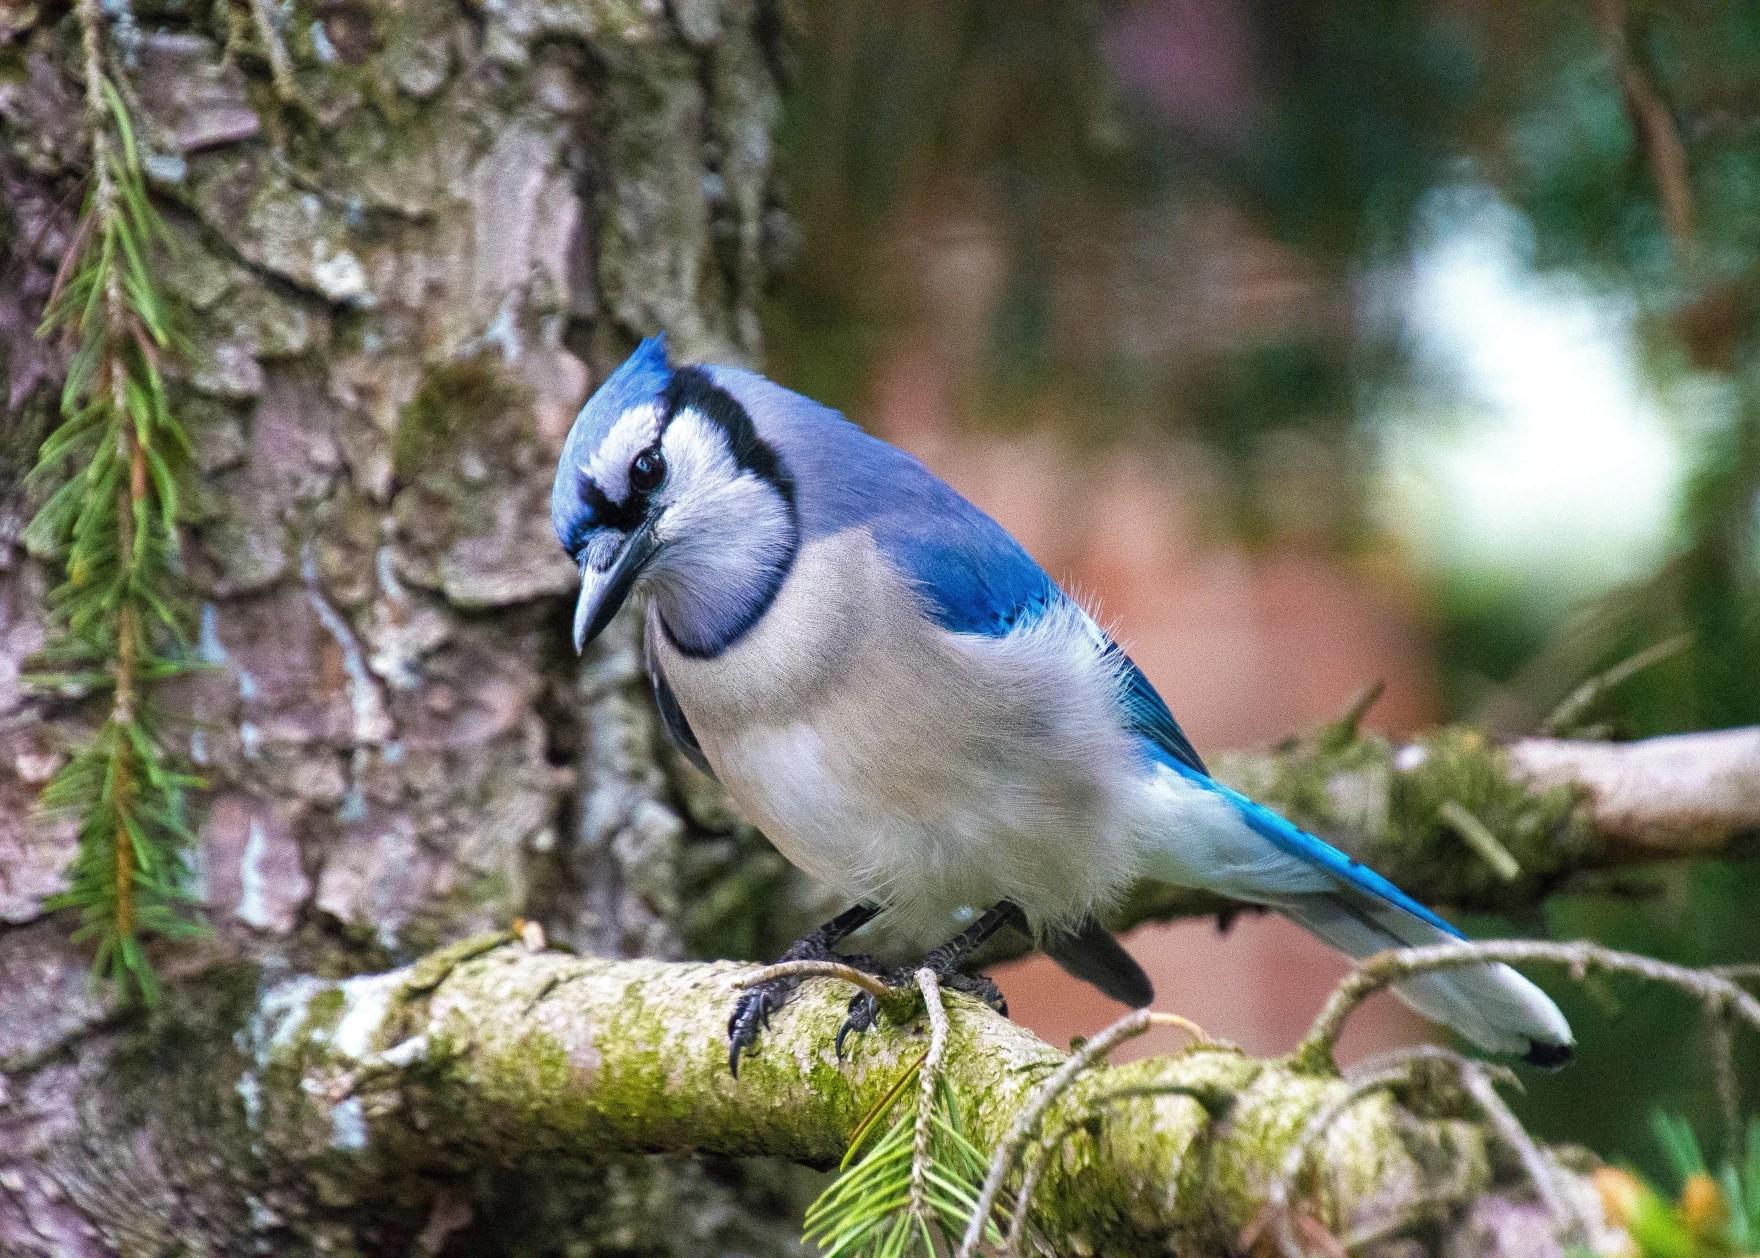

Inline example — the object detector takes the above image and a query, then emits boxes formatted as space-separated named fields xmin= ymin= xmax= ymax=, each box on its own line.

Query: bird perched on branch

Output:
xmin=551 ymin=335 xmax=1574 ymax=1076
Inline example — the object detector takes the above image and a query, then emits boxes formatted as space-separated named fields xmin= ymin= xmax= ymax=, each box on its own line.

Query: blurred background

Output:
xmin=760 ymin=0 xmax=1760 ymax=1179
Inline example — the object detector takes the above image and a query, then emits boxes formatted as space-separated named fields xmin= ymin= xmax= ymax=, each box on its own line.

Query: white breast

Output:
xmin=649 ymin=530 xmax=1145 ymax=941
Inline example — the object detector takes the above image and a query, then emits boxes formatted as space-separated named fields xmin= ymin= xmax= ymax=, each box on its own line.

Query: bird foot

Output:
xmin=835 ymin=964 xmax=1008 ymax=1059
xmin=727 ymin=939 xmax=885 ymax=1077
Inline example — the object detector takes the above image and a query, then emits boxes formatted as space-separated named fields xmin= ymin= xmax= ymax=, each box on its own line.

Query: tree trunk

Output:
xmin=0 ymin=2 xmax=821 ymax=1252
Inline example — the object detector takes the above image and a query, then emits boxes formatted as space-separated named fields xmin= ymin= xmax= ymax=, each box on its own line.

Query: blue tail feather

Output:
xmin=1154 ymin=751 xmax=1466 ymax=941
xmin=1137 ymin=741 xmax=1572 ymax=1061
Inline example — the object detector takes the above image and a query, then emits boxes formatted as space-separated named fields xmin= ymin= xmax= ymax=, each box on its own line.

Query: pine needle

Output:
xmin=29 ymin=0 xmax=203 ymax=1004
xmin=804 ymin=1068 xmax=1007 ymax=1257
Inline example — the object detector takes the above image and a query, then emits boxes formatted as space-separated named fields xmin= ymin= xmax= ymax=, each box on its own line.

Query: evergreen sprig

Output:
xmin=26 ymin=0 xmax=203 ymax=1003
xmin=804 ymin=1058 xmax=1006 ymax=1258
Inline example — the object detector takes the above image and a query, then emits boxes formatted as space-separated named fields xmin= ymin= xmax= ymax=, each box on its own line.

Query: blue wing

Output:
xmin=723 ymin=380 xmax=1058 ymax=638
xmin=1111 ymin=650 xmax=1209 ymax=776
xmin=831 ymin=436 xmax=1212 ymax=775
xmin=877 ymin=515 xmax=1056 ymax=637
xmin=649 ymin=663 xmax=714 ymax=778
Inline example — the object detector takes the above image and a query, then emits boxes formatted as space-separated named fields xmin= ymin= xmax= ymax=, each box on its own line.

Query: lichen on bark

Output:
xmin=0 ymin=0 xmax=812 ymax=1251
xmin=236 ymin=940 xmax=1611 ymax=1257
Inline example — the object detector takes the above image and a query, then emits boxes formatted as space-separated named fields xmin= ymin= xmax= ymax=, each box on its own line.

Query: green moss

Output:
xmin=1381 ymin=726 xmax=1595 ymax=904
xmin=392 ymin=357 xmax=530 ymax=486
xmin=401 ymin=931 xmax=515 ymax=995
xmin=308 ymin=984 xmax=348 ymax=1024
xmin=470 ymin=1027 xmax=583 ymax=1139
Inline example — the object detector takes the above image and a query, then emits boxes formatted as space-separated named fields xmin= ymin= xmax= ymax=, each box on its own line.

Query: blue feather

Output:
xmin=876 ymin=515 xmax=1055 ymax=636
xmin=1112 ymin=651 xmax=1208 ymax=775
xmin=552 ymin=334 xmax=674 ymax=547
xmin=1142 ymin=742 xmax=1466 ymax=940
xmin=705 ymin=366 xmax=1059 ymax=638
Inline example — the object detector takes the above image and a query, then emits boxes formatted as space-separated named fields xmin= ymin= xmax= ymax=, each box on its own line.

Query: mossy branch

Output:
xmin=246 ymin=938 xmax=1619 ymax=1257
xmin=26 ymin=0 xmax=201 ymax=1001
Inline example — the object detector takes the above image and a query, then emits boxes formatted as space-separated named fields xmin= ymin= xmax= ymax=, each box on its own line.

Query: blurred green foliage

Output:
xmin=1573 ymin=1114 xmax=1760 ymax=1257
xmin=769 ymin=0 xmax=1759 ymax=1179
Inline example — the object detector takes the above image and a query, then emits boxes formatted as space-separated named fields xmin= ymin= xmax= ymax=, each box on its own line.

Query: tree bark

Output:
xmin=1 ymin=2 xmax=818 ymax=1252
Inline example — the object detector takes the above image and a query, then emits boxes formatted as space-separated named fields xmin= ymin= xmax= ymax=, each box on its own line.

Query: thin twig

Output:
xmin=1253 ymin=1062 xmax=1414 ymax=1257
xmin=1708 ymin=1010 xmax=1740 ymax=1166
xmin=909 ymin=968 xmax=948 ymax=1232
xmin=1254 ymin=1047 xmax=1525 ymax=1258
xmin=1540 ymin=633 xmax=1692 ymax=736
xmin=247 ymin=0 xmax=301 ymax=104
xmin=1338 ymin=1170 xmax=1475 ymax=1253
xmin=1711 ymin=963 xmax=1760 ymax=985
xmin=955 ymin=1010 xmax=1207 ymax=1258
xmin=1324 ymin=680 xmax=1386 ymax=746
xmin=1438 ymin=801 xmax=1523 ymax=883
xmin=1590 ymin=0 xmax=1695 ymax=260
xmin=733 ymin=960 xmax=895 ymax=1000
xmin=1297 ymin=939 xmax=1760 ymax=1069
xmin=1459 ymin=1062 xmax=1591 ymax=1247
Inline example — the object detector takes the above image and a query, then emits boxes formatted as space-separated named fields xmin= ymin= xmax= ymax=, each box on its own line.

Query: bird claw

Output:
xmin=832 ymin=964 xmax=1008 ymax=1059
xmin=726 ymin=924 xmax=1013 ymax=1074
xmin=727 ymin=978 xmax=793 ymax=1078
xmin=836 ymin=991 xmax=881 ymax=1059
xmin=942 ymin=969 xmax=1007 ymax=1017
xmin=727 ymin=943 xmax=888 ymax=1076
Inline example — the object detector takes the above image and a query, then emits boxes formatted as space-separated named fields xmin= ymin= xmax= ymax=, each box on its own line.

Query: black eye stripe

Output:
xmin=659 ymin=367 xmax=796 ymax=508
xmin=576 ymin=474 xmax=643 ymax=533
xmin=569 ymin=367 xmax=795 ymax=554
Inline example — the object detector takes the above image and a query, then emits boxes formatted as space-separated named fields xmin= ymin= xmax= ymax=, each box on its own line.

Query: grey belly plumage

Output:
xmin=647 ymin=531 xmax=1146 ymax=940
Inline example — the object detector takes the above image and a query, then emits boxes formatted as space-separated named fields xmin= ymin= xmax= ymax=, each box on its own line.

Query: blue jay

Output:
xmin=552 ymin=336 xmax=1574 ymax=1076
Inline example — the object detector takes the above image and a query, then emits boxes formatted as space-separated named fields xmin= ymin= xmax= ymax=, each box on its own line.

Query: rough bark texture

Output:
xmin=0 ymin=2 xmax=820 ymax=1252
xmin=0 ymin=3 xmax=1747 ymax=1254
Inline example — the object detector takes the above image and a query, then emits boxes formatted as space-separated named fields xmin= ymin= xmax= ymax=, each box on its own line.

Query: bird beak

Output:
xmin=572 ymin=519 xmax=659 ymax=652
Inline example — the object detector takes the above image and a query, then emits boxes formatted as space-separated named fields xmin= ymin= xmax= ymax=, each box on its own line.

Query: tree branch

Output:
xmin=1507 ymin=727 xmax=1760 ymax=855
xmin=247 ymin=936 xmax=1611 ymax=1257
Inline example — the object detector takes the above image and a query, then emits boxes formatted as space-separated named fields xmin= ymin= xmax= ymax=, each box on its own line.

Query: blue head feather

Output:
xmin=700 ymin=364 xmax=1058 ymax=638
xmin=552 ymin=335 xmax=673 ymax=552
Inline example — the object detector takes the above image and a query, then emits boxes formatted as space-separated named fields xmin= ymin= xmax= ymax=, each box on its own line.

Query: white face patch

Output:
xmin=582 ymin=403 xmax=663 ymax=504
xmin=651 ymin=408 xmax=744 ymax=513
xmin=643 ymin=408 xmax=794 ymax=618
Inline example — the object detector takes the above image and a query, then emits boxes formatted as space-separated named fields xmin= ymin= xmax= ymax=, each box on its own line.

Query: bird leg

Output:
xmin=727 ymin=902 xmax=881 ymax=1076
xmin=836 ymin=901 xmax=1027 ymax=1057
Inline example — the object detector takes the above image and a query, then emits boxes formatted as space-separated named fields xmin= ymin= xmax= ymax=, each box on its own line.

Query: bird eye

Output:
xmin=629 ymin=446 xmax=666 ymax=494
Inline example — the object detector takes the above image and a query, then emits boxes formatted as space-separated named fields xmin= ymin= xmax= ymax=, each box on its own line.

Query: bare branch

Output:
xmin=1507 ymin=727 xmax=1760 ymax=855
xmin=1297 ymin=938 xmax=1760 ymax=1069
